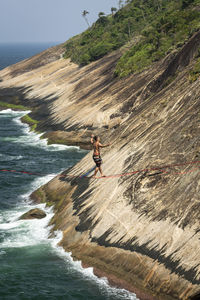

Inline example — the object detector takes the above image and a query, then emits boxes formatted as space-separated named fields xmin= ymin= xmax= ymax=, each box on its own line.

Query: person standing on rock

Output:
xmin=91 ymin=134 xmax=111 ymax=178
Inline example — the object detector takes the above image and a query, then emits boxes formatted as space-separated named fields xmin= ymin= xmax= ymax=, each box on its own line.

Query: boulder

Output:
xmin=19 ymin=208 xmax=46 ymax=220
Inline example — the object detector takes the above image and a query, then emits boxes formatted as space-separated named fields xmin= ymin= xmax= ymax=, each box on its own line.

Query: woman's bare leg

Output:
xmin=99 ymin=166 xmax=105 ymax=177
xmin=92 ymin=167 xmax=99 ymax=178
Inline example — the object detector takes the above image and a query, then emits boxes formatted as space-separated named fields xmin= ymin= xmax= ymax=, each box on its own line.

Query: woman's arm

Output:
xmin=91 ymin=134 xmax=94 ymax=144
xmin=99 ymin=142 xmax=111 ymax=148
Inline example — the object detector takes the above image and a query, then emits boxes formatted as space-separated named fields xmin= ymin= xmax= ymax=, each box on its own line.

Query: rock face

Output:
xmin=0 ymin=33 xmax=200 ymax=300
xmin=19 ymin=208 xmax=46 ymax=220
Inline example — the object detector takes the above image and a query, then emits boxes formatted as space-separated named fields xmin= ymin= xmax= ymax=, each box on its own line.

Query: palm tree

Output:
xmin=82 ymin=10 xmax=90 ymax=28
xmin=118 ymin=0 xmax=124 ymax=9
xmin=111 ymin=7 xmax=117 ymax=16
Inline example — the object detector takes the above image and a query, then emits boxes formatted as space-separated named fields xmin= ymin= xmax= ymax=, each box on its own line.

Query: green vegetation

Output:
xmin=0 ymin=101 xmax=27 ymax=110
xmin=189 ymin=58 xmax=200 ymax=82
xmin=64 ymin=0 xmax=200 ymax=77
xmin=21 ymin=114 xmax=39 ymax=132
xmin=82 ymin=10 xmax=90 ymax=28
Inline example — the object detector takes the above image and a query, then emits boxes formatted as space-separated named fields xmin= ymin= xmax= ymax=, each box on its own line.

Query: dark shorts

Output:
xmin=93 ymin=155 xmax=102 ymax=167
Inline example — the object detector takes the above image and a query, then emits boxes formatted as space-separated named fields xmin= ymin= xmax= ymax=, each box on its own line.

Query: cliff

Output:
xmin=0 ymin=30 xmax=200 ymax=300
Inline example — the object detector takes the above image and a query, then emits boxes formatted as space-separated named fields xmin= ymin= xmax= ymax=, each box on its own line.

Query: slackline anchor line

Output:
xmin=0 ymin=160 xmax=200 ymax=179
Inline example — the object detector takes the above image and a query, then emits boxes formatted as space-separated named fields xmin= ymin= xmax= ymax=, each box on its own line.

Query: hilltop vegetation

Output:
xmin=64 ymin=0 xmax=200 ymax=77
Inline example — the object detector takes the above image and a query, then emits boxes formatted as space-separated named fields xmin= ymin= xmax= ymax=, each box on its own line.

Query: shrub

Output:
xmin=189 ymin=58 xmax=200 ymax=82
xmin=89 ymin=42 xmax=114 ymax=60
xmin=79 ymin=53 xmax=91 ymax=66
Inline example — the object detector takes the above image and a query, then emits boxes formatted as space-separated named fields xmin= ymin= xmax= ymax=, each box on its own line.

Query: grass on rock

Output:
xmin=21 ymin=115 xmax=39 ymax=132
xmin=0 ymin=101 xmax=27 ymax=110
xmin=189 ymin=57 xmax=200 ymax=82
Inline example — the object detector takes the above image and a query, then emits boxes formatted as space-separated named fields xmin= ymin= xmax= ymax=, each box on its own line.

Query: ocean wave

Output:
xmin=0 ymin=109 xmax=14 ymax=114
xmin=0 ymin=204 xmax=54 ymax=249
xmin=50 ymin=231 xmax=138 ymax=300
xmin=20 ymin=173 xmax=58 ymax=203
xmin=0 ymin=212 xmax=137 ymax=298
xmin=0 ymin=221 xmax=20 ymax=230
xmin=0 ymin=193 xmax=137 ymax=299
xmin=47 ymin=143 xmax=79 ymax=151
xmin=0 ymin=109 xmax=30 ymax=116
xmin=1 ymin=109 xmax=81 ymax=152
xmin=0 ymin=109 xmax=136 ymax=299
xmin=0 ymin=153 xmax=23 ymax=161
xmin=0 ymin=190 xmax=137 ymax=299
xmin=14 ymin=115 xmax=80 ymax=151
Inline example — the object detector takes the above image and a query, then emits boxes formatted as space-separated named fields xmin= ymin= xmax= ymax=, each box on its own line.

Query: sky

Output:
xmin=0 ymin=0 xmax=119 ymax=43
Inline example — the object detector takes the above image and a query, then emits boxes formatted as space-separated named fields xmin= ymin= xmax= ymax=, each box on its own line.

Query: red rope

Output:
xmin=0 ymin=160 xmax=199 ymax=179
xmin=90 ymin=165 xmax=200 ymax=179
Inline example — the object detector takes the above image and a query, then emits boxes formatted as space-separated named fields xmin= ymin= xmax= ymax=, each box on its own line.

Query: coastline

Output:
xmin=0 ymin=101 xmax=90 ymax=150
xmin=0 ymin=106 xmax=144 ymax=299
xmin=31 ymin=171 xmax=199 ymax=300
xmin=86 ymin=265 xmax=158 ymax=300
xmin=0 ymin=35 xmax=200 ymax=300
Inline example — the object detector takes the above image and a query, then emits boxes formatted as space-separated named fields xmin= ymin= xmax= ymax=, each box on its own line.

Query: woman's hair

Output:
xmin=94 ymin=136 xmax=98 ymax=141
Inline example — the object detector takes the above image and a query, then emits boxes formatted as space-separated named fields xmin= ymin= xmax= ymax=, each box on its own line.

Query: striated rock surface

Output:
xmin=0 ymin=32 xmax=200 ymax=300
xmin=19 ymin=208 xmax=46 ymax=220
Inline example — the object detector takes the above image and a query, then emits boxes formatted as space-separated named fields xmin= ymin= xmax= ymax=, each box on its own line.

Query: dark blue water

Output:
xmin=0 ymin=45 xmax=137 ymax=299
xmin=0 ymin=42 xmax=58 ymax=70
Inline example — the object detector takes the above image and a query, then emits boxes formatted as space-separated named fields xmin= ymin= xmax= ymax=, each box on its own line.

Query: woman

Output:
xmin=91 ymin=134 xmax=111 ymax=178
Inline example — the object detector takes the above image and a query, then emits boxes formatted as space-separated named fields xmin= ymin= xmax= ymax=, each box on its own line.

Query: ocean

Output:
xmin=0 ymin=42 xmax=58 ymax=70
xmin=0 ymin=44 xmax=138 ymax=299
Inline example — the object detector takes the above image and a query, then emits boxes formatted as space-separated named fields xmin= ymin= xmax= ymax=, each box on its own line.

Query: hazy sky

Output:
xmin=0 ymin=0 xmax=119 ymax=43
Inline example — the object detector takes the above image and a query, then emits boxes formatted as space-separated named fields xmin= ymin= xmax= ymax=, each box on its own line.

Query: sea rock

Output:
xmin=19 ymin=208 xmax=46 ymax=220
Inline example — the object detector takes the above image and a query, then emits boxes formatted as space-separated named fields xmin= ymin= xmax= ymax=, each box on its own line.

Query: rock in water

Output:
xmin=19 ymin=208 xmax=46 ymax=220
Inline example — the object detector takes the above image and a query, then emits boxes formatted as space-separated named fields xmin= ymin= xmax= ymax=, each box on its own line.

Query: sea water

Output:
xmin=0 ymin=45 xmax=138 ymax=299
xmin=0 ymin=42 xmax=58 ymax=70
xmin=0 ymin=110 xmax=138 ymax=300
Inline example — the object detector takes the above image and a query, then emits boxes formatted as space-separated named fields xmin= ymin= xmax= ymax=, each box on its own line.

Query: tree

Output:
xmin=126 ymin=18 xmax=132 ymax=38
xmin=153 ymin=0 xmax=162 ymax=11
xmin=82 ymin=10 xmax=90 ymax=28
xmin=98 ymin=12 xmax=105 ymax=18
xmin=118 ymin=0 xmax=124 ymax=9
xmin=98 ymin=12 xmax=108 ymax=25
xmin=182 ymin=0 xmax=194 ymax=8
xmin=139 ymin=2 xmax=146 ymax=21
xmin=111 ymin=7 xmax=117 ymax=16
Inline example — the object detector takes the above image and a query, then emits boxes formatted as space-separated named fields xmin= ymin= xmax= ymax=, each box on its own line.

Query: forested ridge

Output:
xmin=64 ymin=0 xmax=200 ymax=78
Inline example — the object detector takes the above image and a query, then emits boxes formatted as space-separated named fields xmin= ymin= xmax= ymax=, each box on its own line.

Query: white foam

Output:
xmin=0 ymin=193 xmax=138 ymax=299
xmin=10 ymin=111 xmax=80 ymax=151
xmin=47 ymin=143 xmax=79 ymax=151
xmin=1 ymin=109 xmax=82 ymax=154
xmin=0 ymin=109 xmax=137 ymax=298
xmin=0 ymin=153 xmax=23 ymax=161
xmin=0 ymin=109 xmax=30 ymax=116
xmin=0 ymin=250 xmax=6 ymax=256
xmin=0 ymin=204 xmax=54 ymax=248
xmin=0 ymin=221 xmax=19 ymax=230
xmin=0 ymin=201 xmax=138 ymax=299
xmin=49 ymin=231 xmax=138 ymax=300
xmin=0 ymin=109 xmax=14 ymax=114
xmin=20 ymin=173 xmax=58 ymax=204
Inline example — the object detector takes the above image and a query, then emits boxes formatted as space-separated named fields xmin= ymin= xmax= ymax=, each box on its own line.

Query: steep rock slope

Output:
xmin=0 ymin=32 xmax=200 ymax=300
